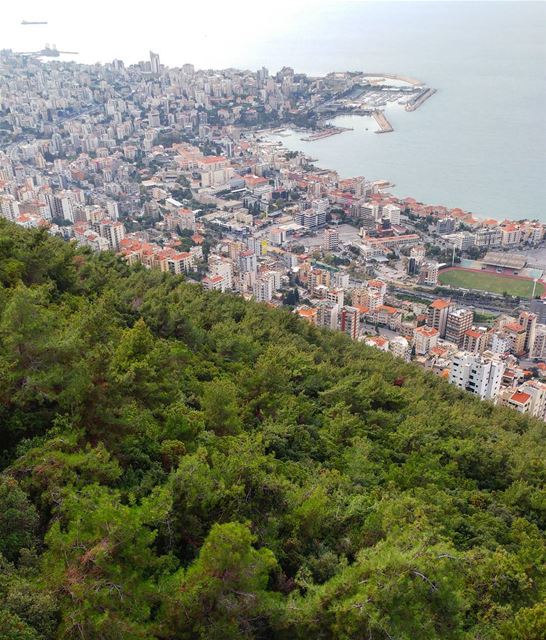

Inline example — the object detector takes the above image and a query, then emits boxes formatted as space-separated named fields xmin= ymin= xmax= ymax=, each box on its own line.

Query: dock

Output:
xmin=405 ymin=87 xmax=437 ymax=112
xmin=301 ymin=126 xmax=353 ymax=142
xmin=372 ymin=110 xmax=394 ymax=134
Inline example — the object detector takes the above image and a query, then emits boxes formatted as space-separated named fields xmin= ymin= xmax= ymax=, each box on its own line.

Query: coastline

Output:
xmin=264 ymin=125 xmax=541 ymax=226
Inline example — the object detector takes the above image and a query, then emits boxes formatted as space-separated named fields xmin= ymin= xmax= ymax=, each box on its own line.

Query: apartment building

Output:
xmin=414 ymin=326 xmax=439 ymax=355
xmin=449 ymin=352 xmax=505 ymax=400
xmin=445 ymin=308 xmax=474 ymax=347
xmin=426 ymin=299 xmax=454 ymax=338
xmin=340 ymin=306 xmax=360 ymax=340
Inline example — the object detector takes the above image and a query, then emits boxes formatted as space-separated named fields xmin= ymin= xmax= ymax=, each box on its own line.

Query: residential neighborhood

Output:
xmin=2 ymin=48 xmax=546 ymax=420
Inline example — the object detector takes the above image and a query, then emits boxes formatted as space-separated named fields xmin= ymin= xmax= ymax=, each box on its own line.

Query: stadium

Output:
xmin=438 ymin=251 xmax=545 ymax=298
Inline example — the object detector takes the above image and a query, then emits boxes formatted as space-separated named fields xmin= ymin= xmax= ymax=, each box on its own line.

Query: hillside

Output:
xmin=0 ymin=219 xmax=544 ymax=640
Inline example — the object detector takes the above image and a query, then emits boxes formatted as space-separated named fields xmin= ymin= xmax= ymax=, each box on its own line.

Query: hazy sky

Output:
xmin=3 ymin=0 xmax=331 ymax=67
xmin=1 ymin=0 xmax=511 ymax=70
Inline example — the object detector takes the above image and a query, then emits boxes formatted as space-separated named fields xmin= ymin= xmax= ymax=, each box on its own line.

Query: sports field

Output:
xmin=438 ymin=268 xmax=544 ymax=298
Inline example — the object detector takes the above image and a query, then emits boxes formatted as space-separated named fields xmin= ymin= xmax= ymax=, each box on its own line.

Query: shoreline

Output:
xmin=264 ymin=125 xmax=542 ymax=226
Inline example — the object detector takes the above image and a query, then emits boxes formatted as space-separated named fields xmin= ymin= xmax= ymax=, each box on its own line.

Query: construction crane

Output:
xmin=17 ymin=44 xmax=79 ymax=57
xmin=21 ymin=21 xmax=48 ymax=25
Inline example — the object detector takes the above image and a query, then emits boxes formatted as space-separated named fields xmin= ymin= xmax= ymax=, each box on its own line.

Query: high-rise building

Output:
xmin=316 ymin=301 xmax=339 ymax=330
xmin=531 ymin=324 xmax=546 ymax=359
xmin=449 ymin=351 xmax=505 ymax=400
xmin=382 ymin=204 xmax=401 ymax=226
xmin=517 ymin=380 xmax=546 ymax=419
xmin=419 ymin=261 xmax=439 ymax=286
xmin=462 ymin=329 xmax=487 ymax=354
xmin=445 ymin=308 xmax=474 ymax=347
xmin=150 ymin=51 xmax=161 ymax=75
xmin=0 ymin=195 xmax=20 ymax=220
xmin=253 ymin=277 xmax=272 ymax=303
xmin=149 ymin=111 xmax=160 ymax=127
xmin=238 ymin=250 xmax=257 ymax=273
xmin=327 ymin=288 xmax=344 ymax=308
xmin=426 ymin=299 xmax=454 ymax=338
xmin=106 ymin=201 xmax=119 ymax=221
xmin=502 ymin=322 xmax=527 ymax=356
xmin=407 ymin=256 xmax=418 ymax=276
xmin=518 ymin=311 xmax=538 ymax=354
xmin=340 ymin=306 xmax=360 ymax=340
xmin=414 ymin=326 xmax=439 ymax=355
xmin=323 ymin=228 xmax=339 ymax=251
xmin=95 ymin=220 xmax=126 ymax=250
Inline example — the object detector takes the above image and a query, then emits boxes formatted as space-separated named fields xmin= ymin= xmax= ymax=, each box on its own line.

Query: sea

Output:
xmin=4 ymin=1 xmax=546 ymax=220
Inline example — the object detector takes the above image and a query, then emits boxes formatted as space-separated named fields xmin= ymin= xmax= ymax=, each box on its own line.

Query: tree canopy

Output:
xmin=0 ymin=219 xmax=544 ymax=639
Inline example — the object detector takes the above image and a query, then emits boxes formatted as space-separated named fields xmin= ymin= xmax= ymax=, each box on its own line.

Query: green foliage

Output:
xmin=0 ymin=219 xmax=545 ymax=638
xmin=43 ymin=484 xmax=171 ymax=639
xmin=0 ymin=478 xmax=39 ymax=562
xmin=159 ymin=522 xmax=279 ymax=639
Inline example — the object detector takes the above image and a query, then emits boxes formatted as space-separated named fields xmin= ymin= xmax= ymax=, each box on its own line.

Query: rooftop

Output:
xmin=510 ymin=392 xmax=531 ymax=405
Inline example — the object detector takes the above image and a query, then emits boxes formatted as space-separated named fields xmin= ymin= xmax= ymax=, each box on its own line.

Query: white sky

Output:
xmin=1 ymin=0 xmax=496 ymax=68
xmin=2 ymin=0 xmax=321 ymax=65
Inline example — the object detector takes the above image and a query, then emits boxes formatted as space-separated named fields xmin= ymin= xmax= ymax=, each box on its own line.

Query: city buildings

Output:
xmin=1 ymin=48 xmax=545 ymax=423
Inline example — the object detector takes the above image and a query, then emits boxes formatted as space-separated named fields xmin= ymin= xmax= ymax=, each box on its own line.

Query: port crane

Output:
xmin=16 ymin=44 xmax=79 ymax=57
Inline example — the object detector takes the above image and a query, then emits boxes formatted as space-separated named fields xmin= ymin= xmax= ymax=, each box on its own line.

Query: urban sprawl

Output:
xmin=2 ymin=49 xmax=546 ymax=420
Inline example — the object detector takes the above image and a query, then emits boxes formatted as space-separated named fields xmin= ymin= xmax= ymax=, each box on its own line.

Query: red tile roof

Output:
xmin=510 ymin=392 xmax=531 ymax=404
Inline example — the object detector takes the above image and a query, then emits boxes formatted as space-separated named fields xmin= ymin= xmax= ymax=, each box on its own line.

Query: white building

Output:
xmin=149 ymin=51 xmax=161 ymax=75
xmin=517 ymin=380 xmax=546 ymax=420
xmin=414 ymin=326 xmax=439 ymax=355
xmin=382 ymin=204 xmax=401 ymax=226
xmin=96 ymin=220 xmax=126 ymax=250
xmin=238 ymin=250 xmax=257 ymax=273
xmin=316 ymin=300 xmax=339 ymax=330
xmin=490 ymin=331 xmax=511 ymax=355
xmin=390 ymin=336 xmax=411 ymax=361
xmin=209 ymin=257 xmax=233 ymax=290
xmin=449 ymin=351 xmax=505 ymax=400
xmin=253 ymin=277 xmax=273 ymax=303
xmin=0 ymin=194 xmax=20 ymax=220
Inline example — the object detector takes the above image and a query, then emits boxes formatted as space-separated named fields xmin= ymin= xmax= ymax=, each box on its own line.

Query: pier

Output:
xmin=372 ymin=110 xmax=394 ymax=133
xmin=301 ymin=126 xmax=353 ymax=142
xmin=405 ymin=87 xmax=437 ymax=111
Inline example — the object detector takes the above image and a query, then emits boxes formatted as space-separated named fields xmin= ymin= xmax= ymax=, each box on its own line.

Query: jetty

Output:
xmin=372 ymin=110 xmax=394 ymax=134
xmin=301 ymin=126 xmax=353 ymax=142
xmin=405 ymin=87 xmax=437 ymax=111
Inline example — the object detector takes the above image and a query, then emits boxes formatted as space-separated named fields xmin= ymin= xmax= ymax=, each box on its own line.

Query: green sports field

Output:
xmin=438 ymin=269 xmax=544 ymax=298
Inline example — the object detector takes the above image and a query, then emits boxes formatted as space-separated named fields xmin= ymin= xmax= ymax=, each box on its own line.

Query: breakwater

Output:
xmin=372 ymin=110 xmax=394 ymax=133
xmin=405 ymin=87 xmax=437 ymax=111
xmin=301 ymin=126 xmax=353 ymax=142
